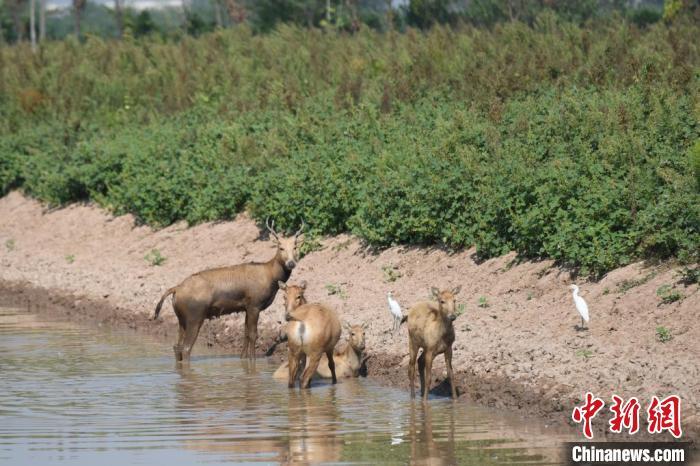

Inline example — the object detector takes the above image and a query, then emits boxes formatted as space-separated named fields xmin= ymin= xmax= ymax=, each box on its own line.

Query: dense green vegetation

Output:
xmin=0 ymin=16 xmax=698 ymax=276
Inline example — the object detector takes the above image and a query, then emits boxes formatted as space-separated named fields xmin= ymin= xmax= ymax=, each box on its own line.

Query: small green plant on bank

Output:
xmin=478 ymin=296 xmax=489 ymax=308
xmin=5 ymin=239 xmax=15 ymax=252
xmin=325 ymin=283 xmax=347 ymax=299
xmin=677 ymin=266 xmax=699 ymax=285
xmin=602 ymin=287 xmax=610 ymax=295
xmin=617 ymin=271 xmax=658 ymax=294
xmin=145 ymin=249 xmax=166 ymax=266
xmin=65 ymin=254 xmax=75 ymax=264
xmin=576 ymin=349 xmax=593 ymax=359
xmin=656 ymin=285 xmax=682 ymax=304
xmin=382 ymin=265 xmax=402 ymax=283
xmin=455 ymin=303 xmax=466 ymax=318
xmin=656 ymin=326 xmax=672 ymax=343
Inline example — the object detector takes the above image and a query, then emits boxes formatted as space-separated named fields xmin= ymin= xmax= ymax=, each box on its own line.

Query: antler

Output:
xmin=266 ymin=217 xmax=279 ymax=241
xmin=294 ymin=219 xmax=305 ymax=240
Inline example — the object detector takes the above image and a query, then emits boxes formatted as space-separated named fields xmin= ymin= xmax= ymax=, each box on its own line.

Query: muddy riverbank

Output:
xmin=1 ymin=191 xmax=698 ymax=441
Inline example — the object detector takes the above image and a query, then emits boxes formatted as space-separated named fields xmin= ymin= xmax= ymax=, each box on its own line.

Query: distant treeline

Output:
xmin=0 ymin=14 xmax=698 ymax=275
xmin=0 ymin=0 xmax=688 ymax=43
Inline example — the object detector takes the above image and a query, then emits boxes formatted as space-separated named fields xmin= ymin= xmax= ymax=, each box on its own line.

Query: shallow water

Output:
xmin=0 ymin=307 xmax=570 ymax=465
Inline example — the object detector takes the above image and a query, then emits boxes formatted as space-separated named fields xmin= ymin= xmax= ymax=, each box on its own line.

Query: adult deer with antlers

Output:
xmin=153 ymin=219 xmax=305 ymax=362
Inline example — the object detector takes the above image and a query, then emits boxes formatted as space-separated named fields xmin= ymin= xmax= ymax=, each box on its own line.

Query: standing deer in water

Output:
xmin=402 ymin=286 xmax=461 ymax=400
xmin=277 ymin=281 xmax=341 ymax=388
xmin=152 ymin=219 xmax=304 ymax=362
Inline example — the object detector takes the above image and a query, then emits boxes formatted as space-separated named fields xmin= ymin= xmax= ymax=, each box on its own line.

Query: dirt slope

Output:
xmin=1 ymin=191 xmax=698 ymax=440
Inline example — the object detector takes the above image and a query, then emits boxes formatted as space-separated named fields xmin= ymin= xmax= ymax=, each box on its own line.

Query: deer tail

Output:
xmin=153 ymin=287 xmax=176 ymax=320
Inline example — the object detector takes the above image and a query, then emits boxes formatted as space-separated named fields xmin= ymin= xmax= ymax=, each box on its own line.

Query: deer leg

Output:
xmin=326 ymin=349 xmax=337 ymax=384
xmin=417 ymin=351 xmax=426 ymax=398
xmin=173 ymin=322 xmax=186 ymax=362
xmin=301 ymin=353 xmax=323 ymax=389
xmin=241 ymin=313 xmax=250 ymax=358
xmin=408 ymin=340 xmax=419 ymax=399
xmin=244 ymin=308 xmax=260 ymax=360
xmin=288 ymin=348 xmax=301 ymax=389
xmin=299 ymin=354 xmax=307 ymax=379
xmin=422 ymin=350 xmax=435 ymax=401
xmin=182 ymin=318 xmax=204 ymax=363
xmin=445 ymin=347 xmax=457 ymax=400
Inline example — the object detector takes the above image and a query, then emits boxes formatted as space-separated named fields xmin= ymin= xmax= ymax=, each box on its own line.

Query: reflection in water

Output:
xmin=409 ymin=402 xmax=456 ymax=466
xmin=0 ymin=307 xmax=572 ymax=465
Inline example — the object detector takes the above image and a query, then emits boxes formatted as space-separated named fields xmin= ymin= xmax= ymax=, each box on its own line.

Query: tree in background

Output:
xmin=73 ymin=0 xmax=86 ymax=38
xmin=663 ymin=0 xmax=698 ymax=21
xmin=114 ymin=0 xmax=123 ymax=37
xmin=10 ymin=0 xmax=24 ymax=41
xmin=38 ymin=0 xmax=45 ymax=41
xmin=225 ymin=0 xmax=247 ymax=23
xmin=134 ymin=9 xmax=155 ymax=35
xmin=249 ymin=0 xmax=324 ymax=31
xmin=29 ymin=0 xmax=35 ymax=50
xmin=406 ymin=0 xmax=453 ymax=28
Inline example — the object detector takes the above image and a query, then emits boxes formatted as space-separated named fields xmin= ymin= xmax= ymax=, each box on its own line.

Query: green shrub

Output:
xmin=0 ymin=21 xmax=698 ymax=276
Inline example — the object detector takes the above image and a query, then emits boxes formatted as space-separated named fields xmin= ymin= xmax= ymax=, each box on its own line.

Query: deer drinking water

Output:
xmin=152 ymin=219 xmax=304 ymax=362
xmin=402 ymin=286 xmax=461 ymax=400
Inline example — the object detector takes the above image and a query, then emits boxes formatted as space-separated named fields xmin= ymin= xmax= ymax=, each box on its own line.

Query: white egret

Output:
xmin=387 ymin=291 xmax=403 ymax=332
xmin=569 ymin=284 xmax=590 ymax=330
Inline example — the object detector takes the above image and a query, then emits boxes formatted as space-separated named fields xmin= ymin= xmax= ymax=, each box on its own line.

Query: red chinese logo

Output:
xmin=647 ymin=395 xmax=682 ymax=438
xmin=572 ymin=393 xmax=682 ymax=439
xmin=572 ymin=392 xmax=605 ymax=439
xmin=608 ymin=395 xmax=640 ymax=434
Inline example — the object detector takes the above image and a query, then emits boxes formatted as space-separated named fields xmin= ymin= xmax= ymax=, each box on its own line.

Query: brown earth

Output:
xmin=1 ymin=191 xmax=698 ymax=442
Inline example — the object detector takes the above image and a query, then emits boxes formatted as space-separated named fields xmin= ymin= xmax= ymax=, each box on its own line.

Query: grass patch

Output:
xmin=382 ymin=265 xmax=402 ymax=283
xmin=325 ymin=283 xmax=348 ymax=300
xmin=656 ymin=326 xmax=672 ymax=343
xmin=656 ymin=285 xmax=683 ymax=304
xmin=144 ymin=249 xmax=166 ymax=267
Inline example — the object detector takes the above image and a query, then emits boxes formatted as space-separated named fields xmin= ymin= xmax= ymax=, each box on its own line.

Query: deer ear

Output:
xmin=452 ymin=285 xmax=462 ymax=295
xmin=430 ymin=287 xmax=439 ymax=298
xmin=278 ymin=281 xmax=287 ymax=291
xmin=299 ymin=280 xmax=307 ymax=289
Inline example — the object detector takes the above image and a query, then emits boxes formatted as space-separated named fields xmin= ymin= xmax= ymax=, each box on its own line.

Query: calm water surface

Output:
xmin=0 ymin=307 xmax=571 ymax=465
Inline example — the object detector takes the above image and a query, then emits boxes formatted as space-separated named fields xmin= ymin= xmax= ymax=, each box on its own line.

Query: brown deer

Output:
xmin=316 ymin=322 xmax=367 ymax=378
xmin=273 ymin=321 xmax=368 ymax=380
xmin=402 ymin=286 xmax=461 ymax=400
xmin=277 ymin=282 xmax=341 ymax=389
xmin=152 ymin=219 xmax=304 ymax=362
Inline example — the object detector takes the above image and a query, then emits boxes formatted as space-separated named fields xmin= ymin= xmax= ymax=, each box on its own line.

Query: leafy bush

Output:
xmin=0 ymin=21 xmax=698 ymax=276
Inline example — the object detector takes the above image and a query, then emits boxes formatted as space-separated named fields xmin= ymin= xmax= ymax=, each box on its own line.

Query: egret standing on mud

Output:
xmin=387 ymin=291 xmax=403 ymax=332
xmin=569 ymin=284 xmax=589 ymax=330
